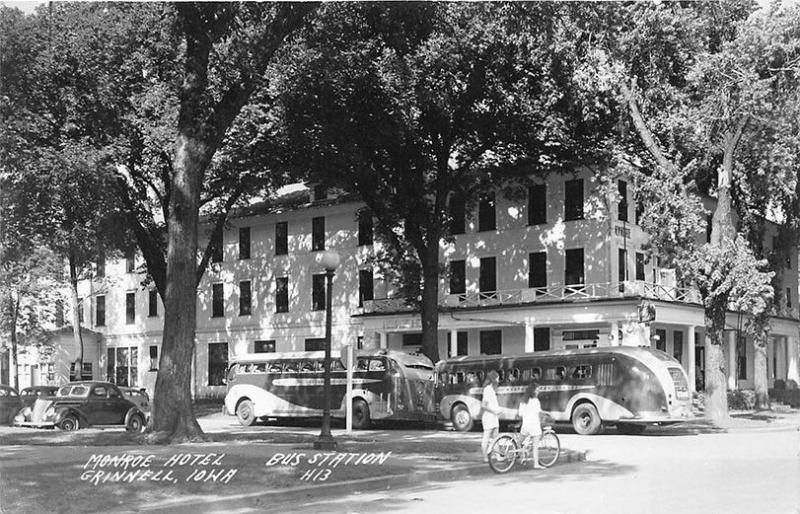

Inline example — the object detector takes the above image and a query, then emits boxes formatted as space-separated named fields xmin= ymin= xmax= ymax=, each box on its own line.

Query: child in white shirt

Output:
xmin=517 ymin=382 xmax=545 ymax=469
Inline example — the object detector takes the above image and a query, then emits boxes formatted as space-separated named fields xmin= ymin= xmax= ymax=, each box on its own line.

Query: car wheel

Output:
xmin=571 ymin=403 xmax=602 ymax=435
xmin=126 ymin=414 xmax=145 ymax=433
xmin=59 ymin=415 xmax=79 ymax=431
xmin=451 ymin=403 xmax=474 ymax=432
xmin=352 ymin=398 xmax=371 ymax=429
xmin=236 ymin=399 xmax=256 ymax=427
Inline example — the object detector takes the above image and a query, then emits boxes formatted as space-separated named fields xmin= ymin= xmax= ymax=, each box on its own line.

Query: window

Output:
xmin=618 ymin=180 xmax=628 ymax=222
xmin=618 ymin=249 xmax=627 ymax=292
xmin=96 ymin=257 xmax=105 ymax=278
xmin=77 ymin=297 xmax=84 ymax=323
xmin=563 ymin=329 xmax=600 ymax=341
xmin=528 ymin=252 xmax=547 ymax=289
xmin=478 ymin=193 xmax=496 ymax=232
xmin=275 ymin=222 xmax=288 ymax=255
xmin=479 ymin=257 xmax=496 ymax=293
xmin=239 ymin=227 xmax=250 ymax=260
xmin=457 ymin=332 xmax=468 ymax=356
xmin=358 ymin=215 xmax=373 ymax=246
xmin=312 ymin=273 xmax=326 ymax=311
xmin=126 ymin=251 xmax=135 ymax=273
xmin=239 ymin=280 xmax=252 ymax=316
xmin=635 ymin=252 xmax=645 ymax=281
xmin=126 ymin=292 xmax=135 ymax=324
xmin=357 ymin=336 xmax=364 ymax=350
xmin=95 ymin=295 xmax=105 ymax=327
xmin=787 ymin=287 xmax=792 ymax=309
xmin=564 ymin=179 xmax=584 ymax=221
xmin=358 ymin=269 xmax=374 ymax=307
xmin=635 ymin=199 xmax=644 ymax=225
xmin=480 ymin=331 xmax=502 ymax=355
xmin=107 ymin=347 xmax=137 ymax=386
xmin=255 ymin=340 xmax=276 ymax=353
xmin=403 ymin=333 xmax=423 ymax=346
xmin=450 ymin=195 xmax=465 ymax=234
xmin=275 ymin=277 xmax=289 ymax=313
xmin=148 ymin=290 xmax=158 ymax=317
xmin=313 ymin=184 xmax=328 ymax=201
xmin=208 ymin=342 xmax=228 ymax=386
xmin=312 ymin=216 xmax=325 ymax=251
xmin=737 ymin=337 xmax=747 ymax=380
xmin=534 ymin=327 xmax=550 ymax=351
xmin=528 ymin=184 xmax=547 ymax=225
xmin=305 ymin=338 xmax=325 ymax=351
xmin=212 ymin=283 xmax=224 ymax=318
xmin=673 ymin=331 xmax=684 ymax=363
xmin=655 ymin=328 xmax=667 ymax=352
xmin=149 ymin=345 xmax=158 ymax=371
xmin=71 ymin=362 xmax=93 ymax=381
xmin=449 ymin=260 xmax=466 ymax=295
xmin=572 ymin=365 xmax=592 ymax=380
xmin=211 ymin=231 xmax=223 ymax=263
xmin=564 ymin=249 xmax=584 ymax=286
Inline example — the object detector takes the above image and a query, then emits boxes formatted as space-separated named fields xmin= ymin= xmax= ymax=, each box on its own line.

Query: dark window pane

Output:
xmin=403 ymin=333 xmax=423 ymax=346
xmin=528 ymin=184 xmax=547 ymax=225
xmin=480 ymin=330 xmax=502 ymax=355
xmin=478 ymin=193 xmax=496 ymax=232
xmin=636 ymin=252 xmax=645 ymax=281
xmin=96 ymin=257 xmax=105 ymax=278
xmin=673 ymin=331 xmax=683 ymax=362
xmin=211 ymin=231 xmax=223 ymax=263
xmin=618 ymin=249 xmax=627 ymax=292
xmin=126 ymin=251 xmax=135 ymax=273
xmin=359 ymin=269 xmax=374 ymax=307
xmin=126 ymin=292 xmax=135 ymax=324
xmin=450 ymin=196 xmax=465 ymax=235
xmin=618 ymin=180 xmax=628 ymax=222
xmin=358 ymin=215 xmax=373 ymax=246
xmin=655 ymin=329 xmax=667 ymax=352
xmin=305 ymin=338 xmax=325 ymax=351
xmin=457 ymin=332 xmax=468 ymax=356
xmin=239 ymin=280 xmax=251 ymax=316
xmin=528 ymin=252 xmax=546 ymax=289
xmin=149 ymin=345 xmax=158 ymax=371
xmin=96 ymin=295 xmax=105 ymax=326
xmin=564 ymin=179 xmax=584 ymax=221
xmin=208 ymin=342 xmax=228 ymax=386
xmin=148 ymin=290 xmax=158 ymax=317
xmin=449 ymin=260 xmax=466 ymax=295
xmin=565 ymin=249 xmax=584 ymax=286
xmin=534 ymin=327 xmax=550 ymax=352
xmin=255 ymin=340 xmax=276 ymax=353
xmin=312 ymin=274 xmax=326 ymax=311
xmin=275 ymin=222 xmax=288 ymax=255
xmin=212 ymin=283 xmax=224 ymax=318
xmin=479 ymin=257 xmax=496 ymax=293
xmin=239 ymin=227 xmax=250 ymax=260
xmin=276 ymin=277 xmax=289 ymax=313
xmin=312 ymin=216 xmax=325 ymax=251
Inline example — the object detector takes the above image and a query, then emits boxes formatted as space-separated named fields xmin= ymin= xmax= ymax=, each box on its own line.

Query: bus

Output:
xmin=223 ymin=349 xmax=436 ymax=429
xmin=434 ymin=346 xmax=693 ymax=435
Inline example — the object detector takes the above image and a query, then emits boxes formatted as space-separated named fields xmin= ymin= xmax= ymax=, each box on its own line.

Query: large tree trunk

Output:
xmin=703 ymin=310 xmax=729 ymax=423
xmin=420 ymin=257 xmax=441 ymax=363
xmin=10 ymin=293 xmax=19 ymax=391
xmin=753 ymin=336 xmax=770 ymax=410
xmin=68 ymin=254 xmax=84 ymax=379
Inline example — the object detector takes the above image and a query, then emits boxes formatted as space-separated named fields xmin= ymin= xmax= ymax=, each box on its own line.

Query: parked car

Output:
xmin=119 ymin=387 xmax=150 ymax=418
xmin=20 ymin=386 xmax=59 ymax=408
xmin=0 ymin=385 xmax=23 ymax=425
xmin=14 ymin=381 xmax=146 ymax=432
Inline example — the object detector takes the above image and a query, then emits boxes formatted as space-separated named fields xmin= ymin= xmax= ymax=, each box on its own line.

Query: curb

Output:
xmin=138 ymin=449 xmax=587 ymax=513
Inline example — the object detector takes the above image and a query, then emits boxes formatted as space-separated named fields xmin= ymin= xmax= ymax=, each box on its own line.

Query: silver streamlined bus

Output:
xmin=435 ymin=346 xmax=693 ymax=435
xmin=224 ymin=350 xmax=435 ymax=429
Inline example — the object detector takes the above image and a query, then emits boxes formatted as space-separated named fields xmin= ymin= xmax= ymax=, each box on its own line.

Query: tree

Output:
xmin=278 ymin=2 xmax=607 ymax=361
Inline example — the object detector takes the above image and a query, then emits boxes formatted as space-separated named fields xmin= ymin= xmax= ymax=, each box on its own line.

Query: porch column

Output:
xmin=449 ymin=330 xmax=458 ymax=358
xmin=728 ymin=330 xmax=738 ymax=390
xmin=524 ymin=321 xmax=534 ymax=353
xmin=379 ymin=331 xmax=388 ymax=350
xmin=687 ymin=327 xmax=696 ymax=393
xmin=787 ymin=336 xmax=800 ymax=384
xmin=609 ymin=321 xmax=619 ymax=346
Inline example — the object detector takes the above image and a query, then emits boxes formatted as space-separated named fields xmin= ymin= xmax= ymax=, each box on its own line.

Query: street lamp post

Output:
xmin=314 ymin=250 xmax=340 ymax=450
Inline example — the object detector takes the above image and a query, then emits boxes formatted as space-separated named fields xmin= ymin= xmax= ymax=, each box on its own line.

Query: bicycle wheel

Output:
xmin=537 ymin=431 xmax=560 ymax=468
xmin=488 ymin=434 xmax=518 ymax=474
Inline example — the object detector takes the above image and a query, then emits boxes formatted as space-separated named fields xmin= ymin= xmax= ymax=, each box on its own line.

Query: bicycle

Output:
xmin=487 ymin=423 xmax=560 ymax=473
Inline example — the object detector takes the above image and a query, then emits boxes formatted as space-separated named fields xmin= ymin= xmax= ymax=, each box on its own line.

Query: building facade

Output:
xmin=69 ymin=170 xmax=800 ymax=398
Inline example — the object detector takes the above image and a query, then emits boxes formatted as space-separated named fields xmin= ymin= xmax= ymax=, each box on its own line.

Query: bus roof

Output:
xmin=437 ymin=346 xmax=674 ymax=366
xmin=230 ymin=349 xmax=435 ymax=368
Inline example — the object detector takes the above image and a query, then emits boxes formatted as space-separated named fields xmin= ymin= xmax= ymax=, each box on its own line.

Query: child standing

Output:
xmin=480 ymin=370 xmax=501 ymax=461
xmin=517 ymin=382 xmax=545 ymax=469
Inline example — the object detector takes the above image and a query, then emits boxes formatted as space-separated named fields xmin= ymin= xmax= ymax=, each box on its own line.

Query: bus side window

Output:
xmin=572 ymin=365 xmax=592 ymax=379
xmin=268 ymin=363 xmax=283 ymax=373
xmin=369 ymin=359 xmax=386 ymax=371
xmin=476 ymin=370 xmax=485 ymax=384
xmin=299 ymin=361 xmax=314 ymax=373
xmin=254 ymin=363 xmax=267 ymax=373
xmin=227 ymin=364 xmax=239 ymax=382
xmin=331 ymin=359 xmax=345 ymax=371
xmin=531 ymin=367 xmax=541 ymax=380
xmin=313 ymin=360 xmax=325 ymax=372
xmin=508 ymin=368 xmax=520 ymax=383
xmin=356 ymin=357 xmax=370 ymax=372
xmin=284 ymin=361 xmax=299 ymax=373
xmin=556 ymin=366 xmax=567 ymax=380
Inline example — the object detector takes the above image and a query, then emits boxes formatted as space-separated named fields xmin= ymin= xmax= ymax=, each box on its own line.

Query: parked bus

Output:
xmin=435 ymin=346 xmax=692 ymax=435
xmin=224 ymin=349 xmax=436 ymax=429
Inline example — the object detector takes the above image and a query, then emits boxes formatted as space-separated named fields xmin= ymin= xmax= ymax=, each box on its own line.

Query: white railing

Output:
xmin=362 ymin=280 xmax=704 ymax=314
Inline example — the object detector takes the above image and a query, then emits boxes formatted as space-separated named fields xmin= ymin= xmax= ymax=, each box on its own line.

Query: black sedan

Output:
xmin=20 ymin=386 xmax=59 ymax=408
xmin=0 ymin=385 xmax=23 ymax=425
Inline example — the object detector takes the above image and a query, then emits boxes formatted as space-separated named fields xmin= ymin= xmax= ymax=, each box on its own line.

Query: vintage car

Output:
xmin=0 ymin=385 xmax=23 ymax=425
xmin=119 ymin=386 xmax=151 ymax=419
xmin=14 ymin=381 xmax=146 ymax=432
xmin=20 ymin=386 xmax=59 ymax=408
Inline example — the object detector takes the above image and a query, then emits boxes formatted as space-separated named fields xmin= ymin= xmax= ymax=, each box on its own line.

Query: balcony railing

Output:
xmin=361 ymin=280 xmax=703 ymax=314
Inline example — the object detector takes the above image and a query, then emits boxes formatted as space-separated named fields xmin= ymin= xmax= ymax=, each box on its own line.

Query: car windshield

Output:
xmin=57 ymin=385 xmax=90 ymax=397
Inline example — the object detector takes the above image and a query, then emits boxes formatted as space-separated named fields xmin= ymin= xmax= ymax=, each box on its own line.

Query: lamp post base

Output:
xmin=313 ymin=435 xmax=337 ymax=450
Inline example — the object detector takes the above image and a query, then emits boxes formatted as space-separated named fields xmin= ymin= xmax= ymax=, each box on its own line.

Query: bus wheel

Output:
xmin=352 ymin=398 xmax=371 ymax=429
xmin=236 ymin=399 xmax=256 ymax=427
xmin=616 ymin=422 xmax=647 ymax=435
xmin=451 ymin=404 xmax=473 ymax=432
xmin=571 ymin=403 xmax=602 ymax=435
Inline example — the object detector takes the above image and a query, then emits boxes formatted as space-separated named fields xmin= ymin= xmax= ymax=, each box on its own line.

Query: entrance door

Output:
xmin=695 ymin=346 xmax=705 ymax=391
